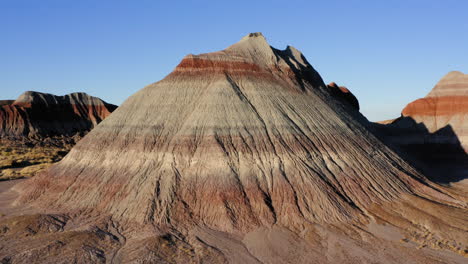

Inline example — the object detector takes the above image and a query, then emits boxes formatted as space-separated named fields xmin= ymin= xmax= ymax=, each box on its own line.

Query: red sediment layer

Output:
xmin=167 ymin=57 xmax=310 ymax=95
xmin=171 ymin=57 xmax=300 ymax=80
xmin=175 ymin=57 xmax=263 ymax=73
xmin=338 ymin=87 xmax=350 ymax=93
xmin=402 ymin=96 xmax=468 ymax=117
xmin=326 ymin=82 xmax=360 ymax=110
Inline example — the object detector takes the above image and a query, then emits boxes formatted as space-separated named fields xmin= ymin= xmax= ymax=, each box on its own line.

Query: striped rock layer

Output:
xmin=379 ymin=71 xmax=468 ymax=183
xmin=8 ymin=33 xmax=467 ymax=263
xmin=401 ymin=71 xmax=468 ymax=149
xmin=0 ymin=91 xmax=117 ymax=138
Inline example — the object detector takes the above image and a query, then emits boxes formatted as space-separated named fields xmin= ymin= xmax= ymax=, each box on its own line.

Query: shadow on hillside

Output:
xmin=373 ymin=116 xmax=468 ymax=184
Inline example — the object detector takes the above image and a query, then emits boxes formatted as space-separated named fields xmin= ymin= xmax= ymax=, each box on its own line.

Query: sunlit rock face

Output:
xmin=0 ymin=91 xmax=117 ymax=138
xmin=400 ymin=71 xmax=468 ymax=150
xmin=4 ymin=33 xmax=466 ymax=263
xmin=376 ymin=71 xmax=468 ymax=183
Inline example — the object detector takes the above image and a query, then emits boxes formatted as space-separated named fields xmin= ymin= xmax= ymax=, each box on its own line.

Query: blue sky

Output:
xmin=1 ymin=0 xmax=467 ymax=121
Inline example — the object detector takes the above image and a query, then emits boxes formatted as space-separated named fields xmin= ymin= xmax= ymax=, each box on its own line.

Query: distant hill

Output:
xmin=0 ymin=91 xmax=117 ymax=180
xmin=375 ymin=71 xmax=468 ymax=184
xmin=0 ymin=91 xmax=117 ymax=138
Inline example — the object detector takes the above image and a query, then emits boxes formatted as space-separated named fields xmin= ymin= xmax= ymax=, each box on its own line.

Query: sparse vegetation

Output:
xmin=0 ymin=139 xmax=74 ymax=180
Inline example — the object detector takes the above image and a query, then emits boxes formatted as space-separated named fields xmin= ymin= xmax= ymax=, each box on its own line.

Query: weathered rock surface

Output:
xmin=0 ymin=91 xmax=117 ymax=138
xmin=1 ymin=33 xmax=466 ymax=263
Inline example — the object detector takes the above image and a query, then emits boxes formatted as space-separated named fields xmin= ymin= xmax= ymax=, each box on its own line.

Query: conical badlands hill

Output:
xmin=400 ymin=71 xmax=468 ymax=149
xmin=377 ymin=72 xmax=468 ymax=183
xmin=4 ymin=33 xmax=467 ymax=263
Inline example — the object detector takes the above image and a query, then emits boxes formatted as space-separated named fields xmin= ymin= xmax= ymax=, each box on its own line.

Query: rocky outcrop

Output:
xmin=327 ymin=82 xmax=360 ymax=110
xmin=2 ymin=33 xmax=466 ymax=263
xmin=0 ymin=91 xmax=117 ymax=138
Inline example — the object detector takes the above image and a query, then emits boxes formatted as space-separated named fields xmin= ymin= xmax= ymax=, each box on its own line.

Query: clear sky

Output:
xmin=1 ymin=0 xmax=467 ymax=121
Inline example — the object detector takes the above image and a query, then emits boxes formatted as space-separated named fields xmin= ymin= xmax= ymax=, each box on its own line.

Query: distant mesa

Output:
xmin=0 ymin=91 xmax=117 ymax=139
